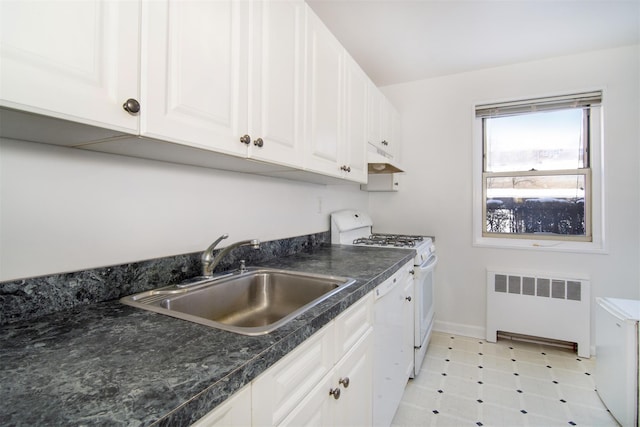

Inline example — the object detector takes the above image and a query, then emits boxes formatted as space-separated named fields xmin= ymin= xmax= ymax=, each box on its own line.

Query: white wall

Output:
xmin=0 ymin=139 xmax=367 ymax=281
xmin=371 ymin=46 xmax=640 ymax=342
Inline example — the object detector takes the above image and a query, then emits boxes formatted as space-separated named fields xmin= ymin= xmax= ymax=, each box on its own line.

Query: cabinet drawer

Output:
xmin=252 ymin=323 xmax=335 ymax=426
xmin=334 ymin=293 xmax=373 ymax=362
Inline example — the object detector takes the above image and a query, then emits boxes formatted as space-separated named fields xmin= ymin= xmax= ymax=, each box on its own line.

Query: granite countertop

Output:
xmin=0 ymin=244 xmax=415 ymax=426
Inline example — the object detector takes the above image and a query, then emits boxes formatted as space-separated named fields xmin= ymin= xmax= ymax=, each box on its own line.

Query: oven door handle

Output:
xmin=415 ymin=255 xmax=438 ymax=275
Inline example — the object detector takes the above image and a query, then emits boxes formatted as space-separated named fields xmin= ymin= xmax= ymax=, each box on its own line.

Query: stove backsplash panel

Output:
xmin=0 ymin=231 xmax=329 ymax=325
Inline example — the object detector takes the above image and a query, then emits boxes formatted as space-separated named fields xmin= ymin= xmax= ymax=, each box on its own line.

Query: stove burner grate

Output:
xmin=352 ymin=234 xmax=424 ymax=248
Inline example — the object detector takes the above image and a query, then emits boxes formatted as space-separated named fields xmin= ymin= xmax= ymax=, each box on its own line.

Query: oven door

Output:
xmin=413 ymin=254 xmax=438 ymax=377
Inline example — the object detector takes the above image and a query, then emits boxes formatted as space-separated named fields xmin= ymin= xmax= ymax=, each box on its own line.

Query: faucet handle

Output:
xmin=202 ymin=234 xmax=229 ymax=266
xmin=213 ymin=233 xmax=229 ymax=246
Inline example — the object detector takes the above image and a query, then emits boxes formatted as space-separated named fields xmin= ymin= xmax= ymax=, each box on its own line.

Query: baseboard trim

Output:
xmin=433 ymin=320 xmax=485 ymax=340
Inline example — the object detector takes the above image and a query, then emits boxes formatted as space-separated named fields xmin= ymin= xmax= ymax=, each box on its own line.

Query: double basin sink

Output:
xmin=121 ymin=268 xmax=356 ymax=336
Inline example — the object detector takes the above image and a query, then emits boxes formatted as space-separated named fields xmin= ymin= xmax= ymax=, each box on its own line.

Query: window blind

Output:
xmin=476 ymin=91 xmax=602 ymax=118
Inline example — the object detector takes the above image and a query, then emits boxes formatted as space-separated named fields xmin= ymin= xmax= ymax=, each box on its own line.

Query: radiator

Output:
xmin=486 ymin=270 xmax=591 ymax=358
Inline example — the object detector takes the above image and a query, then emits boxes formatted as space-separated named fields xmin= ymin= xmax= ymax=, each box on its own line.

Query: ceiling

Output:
xmin=305 ymin=0 xmax=640 ymax=87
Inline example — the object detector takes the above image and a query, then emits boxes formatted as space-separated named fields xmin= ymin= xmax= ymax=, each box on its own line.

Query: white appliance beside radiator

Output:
xmin=486 ymin=270 xmax=590 ymax=358
xmin=595 ymin=297 xmax=640 ymax=427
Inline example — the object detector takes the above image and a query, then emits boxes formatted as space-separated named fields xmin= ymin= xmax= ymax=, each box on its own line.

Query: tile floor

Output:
xmin=392 ymin=332 xmax=619 ymax=427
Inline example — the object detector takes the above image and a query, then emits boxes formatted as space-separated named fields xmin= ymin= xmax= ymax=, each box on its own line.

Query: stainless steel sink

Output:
xmin=120 ymin=268 xmax=356 ymax=335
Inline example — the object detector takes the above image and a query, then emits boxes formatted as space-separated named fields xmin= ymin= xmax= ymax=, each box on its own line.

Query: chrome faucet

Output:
xmin=201 ymin=234 xmax=261 ymax=276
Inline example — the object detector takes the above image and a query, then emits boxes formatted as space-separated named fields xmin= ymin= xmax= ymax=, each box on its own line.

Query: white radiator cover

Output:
xmin=486 ymin=270 xmax=591 ymax=358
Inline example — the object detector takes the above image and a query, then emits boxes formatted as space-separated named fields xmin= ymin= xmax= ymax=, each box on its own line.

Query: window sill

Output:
xmin=472 ymin=236 xmax=607 ymax=254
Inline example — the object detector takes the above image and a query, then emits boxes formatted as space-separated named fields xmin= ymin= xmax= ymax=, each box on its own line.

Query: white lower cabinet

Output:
xmin=191 ymin=384 xmax=252 ymax=427
xmin=252 ymin=293 xmax=373 ymax=427
xmin=277 ymin=370 xmax=335 ymax=427
xmin=192 ymin=292 xmax=379 ymax=426
xmin=279 ymin=330 xmax=373 ymax=427
xmin=252 ymin=323 xmax=336 ymax=426
xmin=331 ymin=330 xmax=374 ymax=426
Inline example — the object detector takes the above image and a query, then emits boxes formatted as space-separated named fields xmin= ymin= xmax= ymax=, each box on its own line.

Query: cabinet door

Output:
xmin=248 ymin=0 xmax=305 ymax=168
xmin=382 ymin=99 xmax=401 ymax=160
xmin=379 ymin=97 xmax=393 ymax=155
xmin=252 ymin=324 xmax=335 ymax=426
xmin=304 ymin=8 xmax=344 ymax=178
xmin=277 ymin=373 xmax=335 ymax=427
xmin=334 ymin=329 xmax=374 ymax=427
xmin=191 ymin=384 xmax=251 ymax=427
xmin=141 ymin=0 xmax=248 ymax=157
xmin=342 ymin=57 xmax=368 ymax=183
xmin=367 ymin=84 xmax=382 ymax=151
xmin=0 ymin=0 xmax=139 ymax=133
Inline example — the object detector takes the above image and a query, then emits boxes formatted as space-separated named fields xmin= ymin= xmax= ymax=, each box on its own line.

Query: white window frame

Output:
xmin=472 ymin=92 xmax=606 ymax=253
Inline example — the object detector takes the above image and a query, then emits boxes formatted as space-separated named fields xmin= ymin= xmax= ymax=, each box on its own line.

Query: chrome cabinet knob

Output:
xmin=339 ymin=377 xmax=350 ymax=388
xmin=240 ymin=134 xmax=251 ymax=145
xmin=381 ymin=140 xmax=389 ymax=146
xmin=254 ymin=138 xmax=264 ymax=147
xmin=405 ymin=296 xmax=412 ymax=302
xmin=340 ymin=165 xmax=351 ymax=172
xmin=329 ymin=387 xmax=341 ymax=400
xmin=122 ymin=98 xmax=140 ymax=115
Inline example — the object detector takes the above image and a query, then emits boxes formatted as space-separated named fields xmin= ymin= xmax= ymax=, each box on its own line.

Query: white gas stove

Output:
xmin=330 ymin=209 xmax=435 ymax=266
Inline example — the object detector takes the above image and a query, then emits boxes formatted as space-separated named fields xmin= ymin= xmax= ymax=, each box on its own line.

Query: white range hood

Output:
xmin=367 ymin=144 xmax=403 ymax=174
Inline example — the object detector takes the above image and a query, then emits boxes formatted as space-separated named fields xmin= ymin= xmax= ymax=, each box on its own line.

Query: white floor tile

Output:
xmin=392 ymin=332 xmax=618 ymax=427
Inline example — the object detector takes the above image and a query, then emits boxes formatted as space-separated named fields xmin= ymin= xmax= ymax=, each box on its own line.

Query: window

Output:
xmin=474 ymin=91 xmax=603 ymax=249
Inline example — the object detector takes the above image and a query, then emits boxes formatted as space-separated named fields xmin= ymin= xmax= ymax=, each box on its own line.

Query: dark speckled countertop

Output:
xmin=0 ymin=244 xmax=414 ymax=426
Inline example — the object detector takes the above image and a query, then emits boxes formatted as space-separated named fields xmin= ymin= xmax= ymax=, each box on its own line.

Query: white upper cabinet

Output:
xmin=381 ymin=97 xmax=401 ymax=160
xmin=304 ymin=8 xmax=344 ymax=179
xmin=247 ymin=0 xmax=305 ymax=168
xmin=304 ymin=8 xmax=367 ymax=183
xmin=342 ymin=56 xmax=368 ymax=184
xmin=142 ymin=0 xmax=305 ymax=166
xmin=141 ymin=0 xmax=248 ymax=157
xmin=368 ymin=85 xmax=401 ymax=160
xmin=367 ymin=84 xmax=383 ymax=152
xmin=1 ymin=0 xmax=393 ymax=184
xmin=0 ymin=0 xmax=139 ymax=133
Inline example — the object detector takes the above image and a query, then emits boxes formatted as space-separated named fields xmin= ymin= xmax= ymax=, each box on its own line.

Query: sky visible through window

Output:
xmin=485 ymin=109 xmax=584 ymax=173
